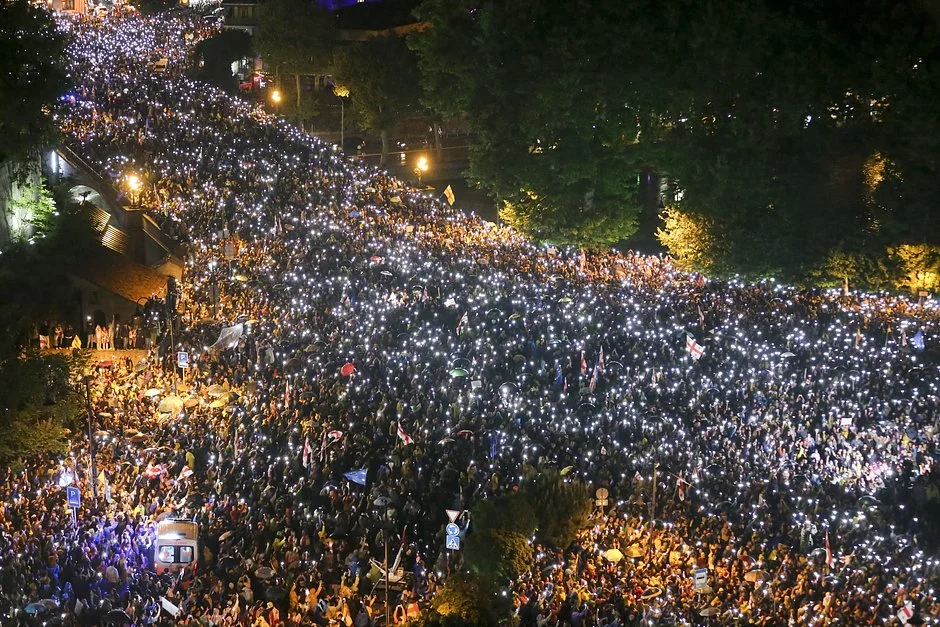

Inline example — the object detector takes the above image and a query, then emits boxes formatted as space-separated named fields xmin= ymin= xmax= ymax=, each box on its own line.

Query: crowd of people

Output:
xmin=1 ymin=10 xmax=938 ymax=626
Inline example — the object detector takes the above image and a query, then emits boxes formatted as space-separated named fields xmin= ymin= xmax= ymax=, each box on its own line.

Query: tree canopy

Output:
xmin=333 ymin=35 xmax=421 ymax=165
xmin=0 ymin=0 xmax=68 ymax=167
xmin=255 ymin=0 xmax=336 ymax=120
xmin=412 ymin=0 xmax=940 ymax=286
xmin=193 ymin=29 xmax=254 ymax=92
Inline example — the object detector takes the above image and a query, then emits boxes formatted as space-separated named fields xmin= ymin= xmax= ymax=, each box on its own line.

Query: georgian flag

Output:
xmin=597 ymin=346 xmax=605 ymax=372
xmin=178 ymin=466 xmax=193 ymax=481
xmin=588 ymin=365 xmax=598 ymax=393
xmin=397 ymin=422 xmax=414 ymax=446
xmin=686 ymin=334 xmax=705 ymax=361
xmin=302 ymin=437 xmax=312 ymax=468
xmin=580 ymin=351 xmax=588 ymax=375
xmin=456 ymin=311 xmax=469 ymax=335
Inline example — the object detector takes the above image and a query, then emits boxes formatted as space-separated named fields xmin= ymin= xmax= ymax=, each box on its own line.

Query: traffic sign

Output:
xmin=177 ymin=351 xmax=189 ymax=369
xmin=445 ymin=509 xmax=460 ymax=523
xmin=66 ymin=486 xmax=81 ymax=509
xmin=693 ymin=568 xmax=708 ymax=590
xmin=445 ymin=535 xmax=460 ymax=550
xmin=445 ymin=523 xmax=460 ymax=537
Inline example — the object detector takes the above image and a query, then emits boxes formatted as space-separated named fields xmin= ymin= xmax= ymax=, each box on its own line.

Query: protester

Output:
xmin=1 ymin=10 xmax=937 ymax=627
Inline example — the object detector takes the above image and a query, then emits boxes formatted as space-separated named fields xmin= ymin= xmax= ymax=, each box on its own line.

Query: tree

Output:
xmin=0 ymin=0 xmax=67 ymax=167
xmin=464 ymin=527 xmax=534 ymax=580
xmin=413 ymin=0 xmax=940 ymax=285
xmin=0 ymin=180 xmax=98 ymax=359
xmin=255 ymin=0 xmax=335 ymax=122
xmin=193 ymin=30 xmax=254 ymax=93
xmin=0 ymin=350 xmax=86 ymax=464
xmin=333 ymin=36 xmax=421 ymax=165
xmin=521 ymin=471 xmax=592 ymax=549
xmin=430 ymin=572 xmax=509 ymax=627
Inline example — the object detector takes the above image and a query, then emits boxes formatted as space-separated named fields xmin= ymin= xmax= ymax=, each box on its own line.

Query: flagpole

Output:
xmin=384 ymin=539 xmax=390 ymax=627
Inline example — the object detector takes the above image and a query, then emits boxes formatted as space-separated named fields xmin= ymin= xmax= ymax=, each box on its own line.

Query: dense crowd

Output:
xmin=1 ymin=10 xmax=938 ymax=626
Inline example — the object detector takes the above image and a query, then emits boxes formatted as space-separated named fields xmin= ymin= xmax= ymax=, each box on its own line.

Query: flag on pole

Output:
xmin=284 ymin=376 xmax=290 ymax=407
xmin=344 ymin=468 xmax=368 ymax=486
xmin=456 ymin=311 xmax=469 ymax=335
xmin=397 ymin=422 xmax=414 ymax=446
xmin=824 ymin=528 xmax=834 ymax=569
xmin=443 ymin=185 xmax=455 ymax=206
xmin=554 ymin=362 xmax=564 ymax=387
xmin=588 ymin=364 xmax=598 ymax=393
xmin=677 ymin=472 xmax=687 ymax=502
xmin=597 ymin=346 xmax=605 ymax=372
xmin=302 ymin=437 xmax=312 ymax=468
xmin=901 ymin=328 xmax=907 ymax=347
xmin=697 ymin=304 xmax=705 ymax=328
xmin=911 ymin=329 xmax=925 ymax=351
xmin=686 ymin=334 xmax=705 ymax=361
xmin=855 ymin=327 xmax=863 ymax=348
xmin=580 ymin=351 xmax=588 ymax=375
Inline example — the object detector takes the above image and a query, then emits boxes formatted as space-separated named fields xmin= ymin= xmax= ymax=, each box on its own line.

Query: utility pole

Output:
xmin=83 ymin=376 xmax=98 ymax=500
xmin=384 ymin=539 xmax=390 ymax=627
xmin=648 ymin=463 xmax=658 ymax=553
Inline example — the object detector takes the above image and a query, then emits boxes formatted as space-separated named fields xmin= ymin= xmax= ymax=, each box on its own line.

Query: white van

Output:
xmin=155 ymin=519 xmax=198 ymax=575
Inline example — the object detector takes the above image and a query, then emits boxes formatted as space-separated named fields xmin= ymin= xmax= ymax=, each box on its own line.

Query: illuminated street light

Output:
xmin=415 ymin=155 xmax=429 ymax=186
xmin=125 ymin=172 xmax=142 ymax=192
xmin=271 ymin=89 xmax=282 ymax=105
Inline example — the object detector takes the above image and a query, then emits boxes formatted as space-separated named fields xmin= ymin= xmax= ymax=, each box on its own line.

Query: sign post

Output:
xmin=66 ymin=486 xmax=80 ymax=525
xmin=445 ymin=522 xmax=461 ymax=551
xmin=177 ymin=351 xmax=189 ymax=386
xmin=693 ymin=568 xmax=708 ymax=591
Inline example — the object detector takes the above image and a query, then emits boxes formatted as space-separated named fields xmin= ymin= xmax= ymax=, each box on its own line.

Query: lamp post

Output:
xmin=125 ymin=172 xmax=142 ymax=207
xmin=83 ymin=375 xmax=98 ymax=500
xmin=270 ymin=88 xmax=282 ymax=113
xmin=333 ymin=85 xmax=349 ymax=149
xmin=414 ymin=155 xmax=429 ymax=186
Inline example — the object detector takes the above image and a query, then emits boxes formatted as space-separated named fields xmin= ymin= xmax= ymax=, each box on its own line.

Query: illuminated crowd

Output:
xmin=0 ymin=10 xmax=938 ymax=626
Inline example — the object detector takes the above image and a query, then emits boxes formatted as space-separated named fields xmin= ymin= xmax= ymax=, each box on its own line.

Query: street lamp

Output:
xmin=333 ymin=84 xmax=349 ymax=149
xmin=414 ymin=155 xmax=429 ymax=186
xmin=125 ymin=172 xmax=143 ymax=207
xmin=270 ymin=89 xmax=282 ymax=110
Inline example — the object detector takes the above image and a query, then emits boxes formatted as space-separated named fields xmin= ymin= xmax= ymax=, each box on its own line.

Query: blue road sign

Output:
xmin=66 ymin=486 xmax=81 ymax=509
xmin=177 ymin=351 xmax=189 ymax=369
xmin=446 ymin=535 xmax=460 ymax=550
xmin=445 ymin=523 xmax=460 ymax=537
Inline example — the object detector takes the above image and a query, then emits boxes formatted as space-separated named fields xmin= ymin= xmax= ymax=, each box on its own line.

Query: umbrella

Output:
xmin=254 ymin=566 xmax=274 ymax=580
xmin=219 ymin=530 xmax=234 ymax=541
xmin=206 ymin=384 xmax=226 ymax=397
xmin=144 ymin=388 xmax=162 ymax=397
xmin=640 ymin=587 xmax=661 ymax=600
xmin=24 ymin=603 xmax=46 ymax=615
xmin=184 ymin=398 xmax=199 ymax=408
xmin=744 ymin=569 xmax=768 ymax=583
xmin=157 ymin=396 xmax=184 ymax=413
xmin=97 ymin=411 xmax=112 ymax=419
xmin=603 ymin=548 xmax=624 ymax=563
xmin=695 ymin=585 xmax=714 ymax=595
xmin=39 ymin=599 xmax=58 ymax=610
xmin=449 ymin=368 xmax=469 ymax=377
xmin=780 ymin=352 xmax=796 ymax=358
xmin=130 ymin=434 xmax=148 ymax=444
xmin=624 ymin=545 xmax=644 ymax=558
xmin=341 ymin=363 xmax=356 ymax=377
xmin=234 ymin=273 xmax=249 ymax=282
xmin=94 ymin=430 xmax=110 ymax=438
xmin=209 ymin=399 xmax=227 ymax=408
xmin=124 ymin=428 xmax=140 ymax=437
xmin=699 ymin=608 xmax=720 ymax=617
xmin=374 ymin=496 xmax=391 ymax=507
